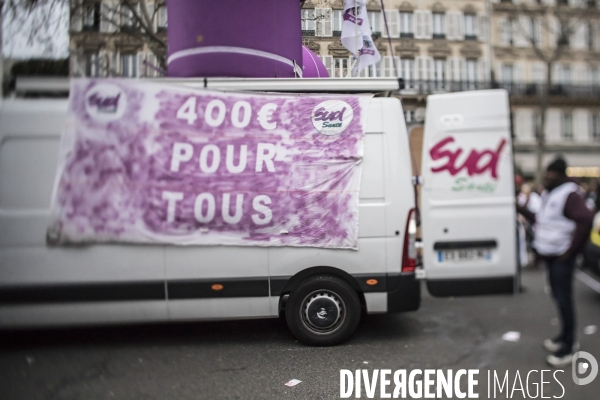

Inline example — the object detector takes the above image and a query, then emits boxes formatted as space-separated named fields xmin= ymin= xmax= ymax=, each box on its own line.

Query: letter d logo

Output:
xmin=572 ymin=351 xmax=598 ymax=385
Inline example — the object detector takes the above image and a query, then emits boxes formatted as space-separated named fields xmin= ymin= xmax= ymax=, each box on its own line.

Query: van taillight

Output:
xmin=402 ymin=208 xmax=417 ymax=273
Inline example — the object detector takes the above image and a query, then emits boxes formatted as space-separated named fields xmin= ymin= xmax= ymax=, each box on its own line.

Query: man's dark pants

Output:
xmin=546 ymin=256 xmax=576 ymax=351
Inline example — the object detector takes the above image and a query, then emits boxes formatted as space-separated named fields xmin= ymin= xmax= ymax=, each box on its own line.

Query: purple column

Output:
xmin=167 ymin=0 xmax=303 ymax=78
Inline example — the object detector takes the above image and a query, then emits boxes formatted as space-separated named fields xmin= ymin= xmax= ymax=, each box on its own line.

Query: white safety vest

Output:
xmin=534 ymin=182 xmax=579 ymax=256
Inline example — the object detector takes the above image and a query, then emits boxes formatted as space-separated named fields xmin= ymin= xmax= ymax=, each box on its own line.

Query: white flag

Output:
xmin=341 ymin=0 xmax=381 ymax=75
xmin=341 ymin=0 xmax=368 ymax=55
xmin=356 ymin=35 xmax=381 ymax=76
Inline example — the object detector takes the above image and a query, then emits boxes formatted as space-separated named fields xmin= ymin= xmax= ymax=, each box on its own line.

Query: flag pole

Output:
xmin=350 ymin=0 xmax=360 ymax=76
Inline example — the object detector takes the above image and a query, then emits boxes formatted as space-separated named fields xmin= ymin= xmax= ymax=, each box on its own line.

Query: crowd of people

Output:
xmin=516 ymin=164 xmax=600 ymax=273
xmin=515 ymin=158 xmax=598 ymax=368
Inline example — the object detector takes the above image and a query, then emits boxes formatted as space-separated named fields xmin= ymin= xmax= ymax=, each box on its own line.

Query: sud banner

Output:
xmin=47 ymin=79 xmax=371 ymax=249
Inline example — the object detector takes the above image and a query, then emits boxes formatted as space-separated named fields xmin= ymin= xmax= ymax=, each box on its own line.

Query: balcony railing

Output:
xmin=400 ymin=80 xmax=491 ymax=94
xmin=497 ymin=82 xmax=600 ymax=98
xmin=391 ymin=80 xmax=600 ymax=98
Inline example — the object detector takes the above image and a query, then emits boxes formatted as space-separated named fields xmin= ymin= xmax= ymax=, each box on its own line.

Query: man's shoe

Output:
xmin=546 ymin=347 xmax=573 ymax=368
xmin=543 ymin=339 xmax=579 ymax=353
xmin=543 ymin=338 xmax=562 ymax=353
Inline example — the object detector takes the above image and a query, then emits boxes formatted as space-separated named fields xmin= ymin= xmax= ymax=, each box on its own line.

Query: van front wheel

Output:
xmin=285 ymin=275 xmax=361 ymax=346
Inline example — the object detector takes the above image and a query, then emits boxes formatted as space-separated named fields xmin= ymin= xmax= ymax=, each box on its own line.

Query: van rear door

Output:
xmin=421 ymin=90 xmax=518 ymax=296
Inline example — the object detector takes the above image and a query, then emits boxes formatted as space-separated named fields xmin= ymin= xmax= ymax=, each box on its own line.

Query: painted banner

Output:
xmin=47 ymin=79 xmax=371 ymax=249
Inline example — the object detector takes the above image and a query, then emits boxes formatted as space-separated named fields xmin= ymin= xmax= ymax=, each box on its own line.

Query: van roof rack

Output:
xmin=14 ymin=77 xmax=402 ymax=96
xmin=14 ymin=77 xmax=70 ymax=97
xmin=165 ymin=77 xmax=402 ymax=93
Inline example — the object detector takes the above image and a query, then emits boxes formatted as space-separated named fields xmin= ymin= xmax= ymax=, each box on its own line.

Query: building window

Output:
xmin=332 ymin=10 xmax=342 ymax=36
xmin=587 ymin=22 xmax=594 ymax=50
xmin=400 ymin=12 xmax=413 ymax=38
xmin=502 ymin=64 xmax=514 ymax=83
xmin=301 ymin=9 xmax=315 ymax=34
xmin=315 ymin=8 xmax=332 ymax=37
xmin=561 ymin=112 xmax=573 ymax=140
xmin=83 ymin=2 xmax=100 ymax=31
xmin=158 ymin=5 xmax=167 ymax=30
xmin=368 ymin=11 xmax=381 ymax=34
xmin=401 ymin=58 xmax=414 ymax=87
xmin=464 ymin=14 xmax=477 ymax=40
xmin=591 ymin=113 xmax=600 ymax=140
xmin=360 ymin=62 xmax=381 ymax=78
xmin=433 ymin=59 xmax=446 ymax=89
xmin=84 ymin=53 xmax=99 ymax=77
xmin=466 ymin=59 xmax=478 ymax=88
xmin=332 ymin=57 xmax=351 ymax=78
xmin=121 ymin=4 xmax=137 ymax=30
xmin=121 ymin=54 xmax=137 ymax=78
xmin=557 ymin=65 xmax=571 ymax=85
xmin=502 ymin=19 xmax=513 ymax=46
xmin=514 ymin=110 xmax=535 ymax=143
xmin=432 ymin=13 xmax=445 ymax=39
xmin=591 ymin=66 xmax=600 ymax=86
xmin=557 ymin=21 xmax=569 ymax=46
xmin=530 ymin=17 xmax=540 ymax=47
xmin=532 ymin=63 xmax=546 ymax=84
xmin=533 ymin=111 xmax=542 ymax=140
xmin=381 ymin=56 xmax=399 ymax=77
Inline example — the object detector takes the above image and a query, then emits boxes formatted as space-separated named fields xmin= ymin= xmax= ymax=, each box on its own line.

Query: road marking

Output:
xmin=576 ymin=271 xmax=600 ymax=294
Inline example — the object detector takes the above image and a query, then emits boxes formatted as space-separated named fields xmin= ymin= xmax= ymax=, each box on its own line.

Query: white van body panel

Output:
xmin=165 ymin=246 xmax=271 ymax=319
xmin=268 ymin=98 xmax=413 ymax=275
xmin=0 ymin=100 xmax=169 ymax=325
xmin=0 ymin=301 xmax=168 ymax=327
xmin=421 ymin=90 xmax=518 ymax=296
xmin=0 ymin=95 xmax=415 ymax=327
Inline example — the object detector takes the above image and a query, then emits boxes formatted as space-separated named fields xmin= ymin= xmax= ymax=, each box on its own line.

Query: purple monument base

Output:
xmin=167 ymin=0 xmax=303 ymax=78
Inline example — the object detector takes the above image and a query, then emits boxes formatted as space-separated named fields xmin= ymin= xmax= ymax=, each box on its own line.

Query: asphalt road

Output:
xmin=1 ymin=266 xmax=599 ymax=400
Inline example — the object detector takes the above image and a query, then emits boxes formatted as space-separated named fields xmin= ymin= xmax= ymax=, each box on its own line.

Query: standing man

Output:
xmin=518 ymin=158 xmax=593 ymax=368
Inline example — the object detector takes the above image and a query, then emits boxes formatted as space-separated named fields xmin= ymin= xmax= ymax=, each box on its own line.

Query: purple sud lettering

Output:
xmin=343 ymin=8 xmax=363 ymax=25
xmin=314 ymin=107 xmax=347 ymax=122
xmin=88 ymin=93 xmax=121 ymax=113
xmin=429 ymin=136 xmax=507 ymax=179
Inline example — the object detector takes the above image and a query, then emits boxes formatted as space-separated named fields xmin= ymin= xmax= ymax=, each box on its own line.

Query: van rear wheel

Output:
xmin=285 ymin=275 xmax=361 ymax=346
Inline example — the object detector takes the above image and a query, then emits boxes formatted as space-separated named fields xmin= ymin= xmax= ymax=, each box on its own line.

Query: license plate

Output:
xmin=437 ymin=248 xmax=492 ymax=263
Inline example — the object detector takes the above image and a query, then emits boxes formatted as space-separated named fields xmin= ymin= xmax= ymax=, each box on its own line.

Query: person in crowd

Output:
xmin=581 ymin=181 xmax=597 ymax=211
xmin=592 ymin=179 xmax=600 ymax=212
xmin=515 ymin=175 xmax=524 ymax=196
xmin=583 ymin=210 xmax=600 ymax=275
xmin=517 ymin=158 xmax=594 ymax=368
xmin=518 ymin=183 xmax=542 ymax=214
xmin=517 ymin=183 xmax=541 ymax=267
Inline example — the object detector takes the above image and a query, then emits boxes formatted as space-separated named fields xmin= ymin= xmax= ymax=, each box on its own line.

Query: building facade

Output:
xmin=491 ymin=0 xmax=600 ymax=177
xmin=68 ymin=1 xmax=599 ymax=177
xmin=302 ymin=0 xmax=492 ymax=122
xmin=69 ymin=0 xmax=166 ymax=78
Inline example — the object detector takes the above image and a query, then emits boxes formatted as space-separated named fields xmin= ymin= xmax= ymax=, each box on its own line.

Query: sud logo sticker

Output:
xmin=85 ymin=83 xmax=127 ymax=122
xmin=311 ymin=100 xmax=354 ymax=136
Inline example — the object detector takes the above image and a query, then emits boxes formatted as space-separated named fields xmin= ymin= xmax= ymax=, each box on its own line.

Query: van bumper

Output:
xmin=386 ymin=273 xmax=420 ymax=313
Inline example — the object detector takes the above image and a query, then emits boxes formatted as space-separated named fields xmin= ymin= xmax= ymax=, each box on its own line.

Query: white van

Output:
xmin=0 ymin=79 xmax=517 ymax=345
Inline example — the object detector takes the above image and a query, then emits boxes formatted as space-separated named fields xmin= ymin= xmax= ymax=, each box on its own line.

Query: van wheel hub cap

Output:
xmin=302 ymin=291 xmax=342 ymax=331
